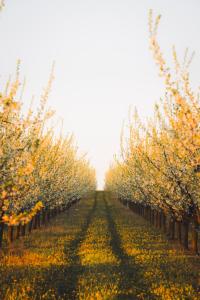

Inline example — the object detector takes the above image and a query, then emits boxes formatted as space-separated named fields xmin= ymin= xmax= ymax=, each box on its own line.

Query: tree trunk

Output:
xmin=47 ymin=211 xmax=50 ymax=222
xmin=21 ymin=224 xmax=26 ymax=236
xmin=183 ymin=219 xmax=189 ymax=250
xmin=29 ymin=220 xmax=33 ymax=233
xmin=177 ymin=221 xmax=182 ymax=244
xmin=159 ymin=212 xmax=162 ymax=229
xmin=147 ymin=207 xmax=150 ymax=221
xmin=16 ymin=224 xmax=21 ymax=239
xmin=8 ymin=226 xmax=14 ymax=244
xmin=191 ymin=220 xmax=199 ymax=255
xmin=38 ymin=213 xmax=41 ymax=228
xmin=155 ymin=211 xmax=158 ymax=227
xmin=152 ymin=211 xmax=154 ymax=226
xmin=162 ymin=213 xmax=167 ymax=233
xmin=42 ymin=211 xmax=46 ymax=225
xmin=0 ymin=222 xmax=4 ymax=249
xmin=170 ymin=219 xmax=175 ymax=240
xmin=33 ymin=215 xmax=37 ymax=229
xmin=191 ymin=209 xmax=199 ymax=255
xmin=151 ymin=210 xmax=154 ymax=225
xmin=168 ymin=218 xmax=175 ymax=240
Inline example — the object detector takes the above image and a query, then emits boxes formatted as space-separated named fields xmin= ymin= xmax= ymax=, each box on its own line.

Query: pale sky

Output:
xmin=0 ymin=0 xmax=200 ymax=189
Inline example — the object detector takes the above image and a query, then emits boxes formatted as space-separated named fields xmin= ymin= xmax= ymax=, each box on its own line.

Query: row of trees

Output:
xmin=0 ymin=66 xmax=96 ymax=249
xmin=0 ymin=1 xmax=96 ymax=250
xmin=105 ymin=12 xmax=200 ymax=254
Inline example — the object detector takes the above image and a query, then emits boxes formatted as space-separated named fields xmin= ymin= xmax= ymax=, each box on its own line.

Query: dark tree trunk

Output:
xmin=162 ymin=213 xmax=167 ymax=233
xmin=42 ymin=211 xmax=46 ymax=225
xmin=170 ymin=219 xmax=175 ymax=240
xmin=21 ymin=224 xmax=26 ymax=236
xmin=191 ymin=220 xmax=199 ymax=255
xmin=8 ymin=226 xmax=14 ymax=243
xmin=177 ymin=221 xmax=182 ymax=244
xmin=37 ymin=213 xmax=41 ymax=228
xmin=152 ymin=211 xmax=155 ymax=226
xmin=159 ymin=212 xmax=162 ymax=229
xmin=29 ymin=220 xmax=33 ymax=233
xmin=183 ymin=219 xmax=189 ymax=250
xmin=167 ymin=217 xmax=175 ymax=240
xmin=33 ymin=215 xmax=37 ymax=229
xmin=0 ymin=222 xmax=4 ymax=249
xmin=16 ymin=224 xmax=21 ymax=239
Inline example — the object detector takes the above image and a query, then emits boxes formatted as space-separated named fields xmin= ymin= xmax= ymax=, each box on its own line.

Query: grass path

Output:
xmin=0 ymin=192 xmax=199 ymax=299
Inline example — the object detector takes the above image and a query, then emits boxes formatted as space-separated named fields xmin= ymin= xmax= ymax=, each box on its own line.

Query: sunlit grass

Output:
xmin=0 ymin=193 xmax=199 ymax=299
xmin=110 ymin=196 xmax=200 ymax=299
xmin=78 ymin=200 xmax=119 ymax=266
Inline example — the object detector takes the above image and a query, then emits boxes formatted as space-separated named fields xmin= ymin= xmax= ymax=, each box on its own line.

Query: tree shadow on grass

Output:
xmin=121 ymin=200 xmax=200 ymax=293
xmin=60 ymin=196 xmax=97 ymax=298
xmin=103 ymin=193 xmax=154 ymax=300
xmin=0 ymin=197 xmax=97 ymax=300
xmin=1 ymin=193 xmax=199 ymax=299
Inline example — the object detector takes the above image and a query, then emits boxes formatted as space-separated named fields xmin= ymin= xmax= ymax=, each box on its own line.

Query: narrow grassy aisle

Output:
xmin=0 ymin=192 xmax=199 ymax=299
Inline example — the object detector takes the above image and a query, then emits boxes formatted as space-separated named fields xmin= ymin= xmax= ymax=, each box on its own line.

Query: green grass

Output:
xmin=0 ymin=192 xmax=199 ymax=299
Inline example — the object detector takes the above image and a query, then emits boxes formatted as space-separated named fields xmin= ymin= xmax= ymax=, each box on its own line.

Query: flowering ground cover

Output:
xmin=0 ymin=192 xmax=199 ymax=299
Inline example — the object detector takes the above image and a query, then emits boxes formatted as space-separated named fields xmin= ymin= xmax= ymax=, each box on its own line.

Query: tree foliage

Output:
xmin=0 ymin=68 xmax=96 ymax=227
xmin=105 ymin=11 xmax=200 ymax=246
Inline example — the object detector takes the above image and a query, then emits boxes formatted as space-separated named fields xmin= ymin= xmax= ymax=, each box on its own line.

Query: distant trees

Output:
xmin=0 ymin=1 xmax=4 ymax=11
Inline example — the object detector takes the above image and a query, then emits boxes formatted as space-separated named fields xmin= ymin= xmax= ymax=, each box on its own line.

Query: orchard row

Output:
xmin=0 ymin=67 xmax=96 ymax=249
xmin=105 ymin=12 xmax=200 ymax=254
